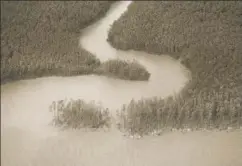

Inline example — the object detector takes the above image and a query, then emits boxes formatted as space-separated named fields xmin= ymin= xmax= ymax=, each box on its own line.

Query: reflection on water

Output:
xmin=1 ymin=1 xmax=242 ymax=166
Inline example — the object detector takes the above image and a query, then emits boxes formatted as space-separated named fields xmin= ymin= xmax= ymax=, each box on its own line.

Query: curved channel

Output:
xmin=1 ymin=1 xmax=241 ymax=166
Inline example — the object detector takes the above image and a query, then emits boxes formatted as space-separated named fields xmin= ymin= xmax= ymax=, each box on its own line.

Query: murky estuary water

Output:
xmin=1 ymin=1 xmax=242 ymax=166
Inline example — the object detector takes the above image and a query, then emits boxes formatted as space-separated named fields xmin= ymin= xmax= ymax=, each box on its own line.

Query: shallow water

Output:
xmin=1 ymin=1 xmax=242 ymax=166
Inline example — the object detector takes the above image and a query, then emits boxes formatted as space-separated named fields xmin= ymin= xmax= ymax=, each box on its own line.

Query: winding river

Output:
xmin=1 ymin=1 xmax=242 ymax=166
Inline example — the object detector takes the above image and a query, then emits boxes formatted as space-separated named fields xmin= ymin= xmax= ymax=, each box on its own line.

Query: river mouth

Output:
xmin=1 ymin=1 xmax=242 ymax=166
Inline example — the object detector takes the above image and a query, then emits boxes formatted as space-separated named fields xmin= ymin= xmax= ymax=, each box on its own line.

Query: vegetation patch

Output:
xmin=49 ymin=99 xmax=111 ymax=129
xmin=118 ymin=87 xmax=241 ymax=136
xmin=0 ymin=46 xmax=101 ymax=84
xmin=95 ymin=59 xmax=150 ymax=81
xmin=108 ymin=1 xmax=242 ymax=135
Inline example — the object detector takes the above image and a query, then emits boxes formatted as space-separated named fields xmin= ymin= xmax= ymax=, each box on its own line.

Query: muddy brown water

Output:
xmin=1 ymin=1 xmax=242 ymax=166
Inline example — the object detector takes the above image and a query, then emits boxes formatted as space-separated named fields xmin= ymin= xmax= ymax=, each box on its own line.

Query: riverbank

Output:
xmin=1 ymin=1 xmax=150 ymax=84
xmin=1 ymin=1 xmax=242 ymax=166
xmin=108 ymin=1 xmax=242 ymax=134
